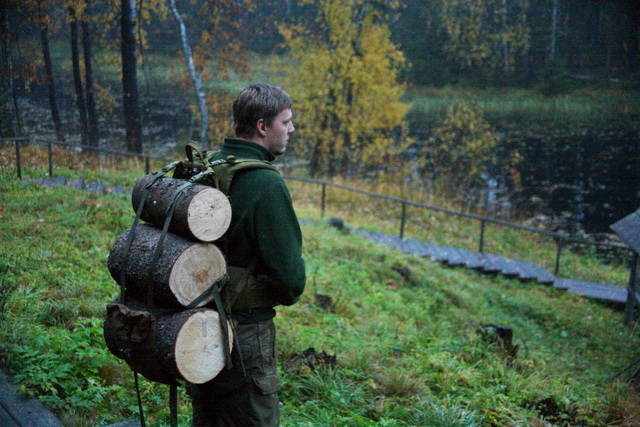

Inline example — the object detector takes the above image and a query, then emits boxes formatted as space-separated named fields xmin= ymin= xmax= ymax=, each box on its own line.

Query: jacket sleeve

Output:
xmin=253 ymin=177 xmax=306 ymax=306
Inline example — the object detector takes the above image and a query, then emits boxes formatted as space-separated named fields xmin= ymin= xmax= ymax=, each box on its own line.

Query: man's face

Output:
xmin=263 ymin=108 xmax=294 ymax=155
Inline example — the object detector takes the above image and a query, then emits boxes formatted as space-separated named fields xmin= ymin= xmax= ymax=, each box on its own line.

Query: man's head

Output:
xmin=233 ymin=84 xmax=294 ymax=155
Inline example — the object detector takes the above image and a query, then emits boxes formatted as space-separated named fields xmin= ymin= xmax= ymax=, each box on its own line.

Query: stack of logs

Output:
xmin=104 ymin=174 xmax=233 ymax=384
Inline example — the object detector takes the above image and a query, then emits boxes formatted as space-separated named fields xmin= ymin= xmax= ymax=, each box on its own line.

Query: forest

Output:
xmin=1 ymin=0 xmax=639 ymax=232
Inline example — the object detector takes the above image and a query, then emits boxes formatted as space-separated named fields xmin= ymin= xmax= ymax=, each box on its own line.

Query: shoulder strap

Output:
xmin=210 ymin=155 xmax=278 ymax=195
xmin=185 ymin=141 xmax=206 ymax=164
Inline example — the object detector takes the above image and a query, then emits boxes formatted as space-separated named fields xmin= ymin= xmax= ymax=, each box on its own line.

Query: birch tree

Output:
xmin=169 ymin=0 xmax=209 ymax=146
xmin=121 ymin=0 xmax=142 ymax=153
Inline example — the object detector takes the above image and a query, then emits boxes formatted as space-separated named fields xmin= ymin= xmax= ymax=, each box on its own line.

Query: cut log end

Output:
xmin=169 ymin=243 xmax=226 ymax=307
xmin=187 ymin=187 xmax=231 ymax=242
xmin=175 ymin=310 xmax=233 ymax=384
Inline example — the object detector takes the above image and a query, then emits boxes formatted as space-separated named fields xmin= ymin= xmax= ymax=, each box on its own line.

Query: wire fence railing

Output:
xmin=2 ymin=136 xmax=635 ymax=282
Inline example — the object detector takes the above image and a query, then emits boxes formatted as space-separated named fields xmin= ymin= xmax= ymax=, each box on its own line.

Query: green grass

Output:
xmin=1 ymin=169 xmax=640 ymax=426
xmin=404 ymin=86 xmax=640 ymax=126
xmin=38 ymin=38 xmax=640 ymax=128
xmin=285 ymin=178 xmax=630 ymax=288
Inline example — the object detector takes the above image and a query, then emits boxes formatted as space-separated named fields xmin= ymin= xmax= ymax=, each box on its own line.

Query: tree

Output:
xmin=121 ymin=0 xmax=142 ymax=153
xmin=169 ymin=0 xmax=208 ymax=146
xmin=549 ymin=0 xmax=559 ymax=60
xmin=280 ymin=0 xmax=410 ymax=177
xmin=67 ymin=2 xmax=89 ymax=146
xmin=29 ymin=0 xmax=65 ymax=141
xmin=439 ymin=0 xmax=530 ymax=79
xmin=0 ymin=0 xmax=22 ymax=136
xmin=81 ymin=0 xmax=99 ymax=146
xmin=421 ymin=102 xmax=499 ymax=196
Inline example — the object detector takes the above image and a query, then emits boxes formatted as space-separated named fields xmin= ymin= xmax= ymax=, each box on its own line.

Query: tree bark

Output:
xmin=82 ymin=0 xmax=99 ymax=147
xmin=501 ymin=0 xmax=511 ymax=75
xmin=104 ymin=304 xmax=233 ymax=384
xmin=0 ymin=2 xmax=21 ymax=136
xmin=169 ymin=0 xmax=209 ymax=147
xmin=68 ymin=5 xmax=89 ymax=146
xmin=37 ymin=0 xmax=64 ymax=142
xmin=121 ymin=0 xmax=143 ymax=153
xmin=107 ymin=224 xmax=227 ymax=308
xmin=549 ymin=0 xmax=559 ymax=61
xmin=132 ymin=174 xmax=231 ymax=242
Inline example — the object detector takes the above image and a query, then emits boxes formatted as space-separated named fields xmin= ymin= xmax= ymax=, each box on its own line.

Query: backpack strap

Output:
xmin=209 ymin=155 xmax=278 ymax=195
xmin=185 ymin=141 xmax=206 ymax=164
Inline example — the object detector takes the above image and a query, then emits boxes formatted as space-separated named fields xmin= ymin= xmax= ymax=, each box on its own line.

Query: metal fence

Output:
xmin=2 ymin=136 xmax=634 ymax=279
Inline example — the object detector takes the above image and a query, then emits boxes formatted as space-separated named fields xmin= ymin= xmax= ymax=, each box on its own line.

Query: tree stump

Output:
xmin=132 ymin=174 xmax=231 ymax=242
xmin=108 ymin=224 xmax=226 ymax=308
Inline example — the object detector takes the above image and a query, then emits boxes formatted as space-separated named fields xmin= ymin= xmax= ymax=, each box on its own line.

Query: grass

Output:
xmin=36 ymin=37 xmax=640 ymax=128
xmin=404 ymin=86 xmax=640 ymax=127
xmin=285 ymin=177 xmax=631 ymax=288
xmin=1 ymin=158 xmax=640 ymax=425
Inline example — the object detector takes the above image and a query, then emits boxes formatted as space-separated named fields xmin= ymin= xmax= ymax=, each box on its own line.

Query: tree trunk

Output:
xmin=0 ymin=2 xmax=21 ymax=136
xmin=121 ymin=0 xmax=143 ymax=153
xmin=104 ymin=304 xmax=233 ymax=384
xmin=37 ymin=1 xmax=64 ymax=142
xmin=622 ymin=0 xmax=639 ymax=72
xmin=107 ymin=224 xmax=227 ymax=308
xmin=68 ymin=5 xmax=89 ymax=146
xmin=549 ymin=0 xmax=559 ymax=61
xmin=131 ymin=174 xmax=231 ymax=242
xmin=501 ymin=0 xmax=510 ymax=75
xmin=82 ymin=0 xmax=99 ymax=147
xmin=169 ymin=0 xmax=209 ymax=147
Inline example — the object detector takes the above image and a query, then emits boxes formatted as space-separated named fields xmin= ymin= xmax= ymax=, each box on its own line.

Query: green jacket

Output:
xmin=212 ymin=138 xmax=306 ymax=320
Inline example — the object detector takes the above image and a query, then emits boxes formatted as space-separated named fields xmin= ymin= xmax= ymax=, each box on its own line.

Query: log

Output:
xmin=108 ymin=224 xmax=226 ymax=308
xmin=104 ymin=304 xmax=233 ymax=384
xmin=132 ymin=174 xmax=231 ymax=242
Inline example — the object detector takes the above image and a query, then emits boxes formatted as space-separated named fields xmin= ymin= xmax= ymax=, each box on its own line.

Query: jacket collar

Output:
xmin=222 ymin=138 xmax=276 ymax=162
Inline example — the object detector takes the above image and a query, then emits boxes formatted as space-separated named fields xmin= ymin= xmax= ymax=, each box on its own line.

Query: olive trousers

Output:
xmin=188 ymin=318 xmax=280 ymax=426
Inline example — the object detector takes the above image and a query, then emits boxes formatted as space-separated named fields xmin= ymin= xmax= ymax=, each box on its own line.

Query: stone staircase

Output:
xmin=354 ymin=229 xmax=633 ymax=305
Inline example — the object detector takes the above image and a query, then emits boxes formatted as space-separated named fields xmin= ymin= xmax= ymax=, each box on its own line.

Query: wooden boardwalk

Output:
xmin=354 ymin=228 xmax=635 ymax=306
xmin=0 ymin=371 xmax=62 ymax=426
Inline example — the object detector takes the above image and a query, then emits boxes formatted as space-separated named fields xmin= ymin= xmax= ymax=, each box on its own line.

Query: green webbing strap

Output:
xmin=119 ymin=162 xmax=179 ymax=302
xmin=134 ymin=371 xmax=146 ymax=427
xmin=185 ymin=141 xmax=205 ymax=163
xmin=185 ymin=275 xmax=233 ymax=370
xmin=212 ymin=158 xmax=278 ymax=195
xmin=145 ymin=180 xmax=194 ymax=308
xmin=169 ymin=383 xmax=178 ymax=427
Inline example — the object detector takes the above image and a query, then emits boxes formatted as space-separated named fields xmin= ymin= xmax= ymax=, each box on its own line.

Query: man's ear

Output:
xmin=256 ymin=118 xmax=268 ymax=137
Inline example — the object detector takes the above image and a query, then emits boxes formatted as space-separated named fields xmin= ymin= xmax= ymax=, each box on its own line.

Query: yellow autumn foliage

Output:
xmin=422 ymin=101 xmax=499 ymax=194
xmin=439 ymin=0 xmax=530 ymax=75
xmin=280 ymin=0 xmax=410 ymax=177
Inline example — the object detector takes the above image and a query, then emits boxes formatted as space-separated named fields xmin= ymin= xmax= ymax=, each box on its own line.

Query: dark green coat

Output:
xmin=213 ymin=138 xmax=305 ymax=319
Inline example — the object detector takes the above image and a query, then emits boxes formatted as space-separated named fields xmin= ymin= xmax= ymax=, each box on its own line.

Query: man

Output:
xmin=189 ymin=83 xmax=306 ymax=426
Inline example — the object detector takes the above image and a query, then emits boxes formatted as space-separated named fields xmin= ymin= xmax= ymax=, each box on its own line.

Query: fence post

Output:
xmin=399 ymin=202 xmax=407 ymax=239
xmin=479 ymin=219 xmax=486 ymax=253
xmin=625 ymin=252 xmax=639 ymax=327
xmin=321 ymin=183 xmax=327 ymax=217
xmin=554 ymin=238 xmax=564 ymax=276
xmin=145 ymin=156 xmax=150 ymax=174
xmin=14 ymin=139 xmax=22 ymax=180
xmin=48 ymin=140 xmax=53 ymax=177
